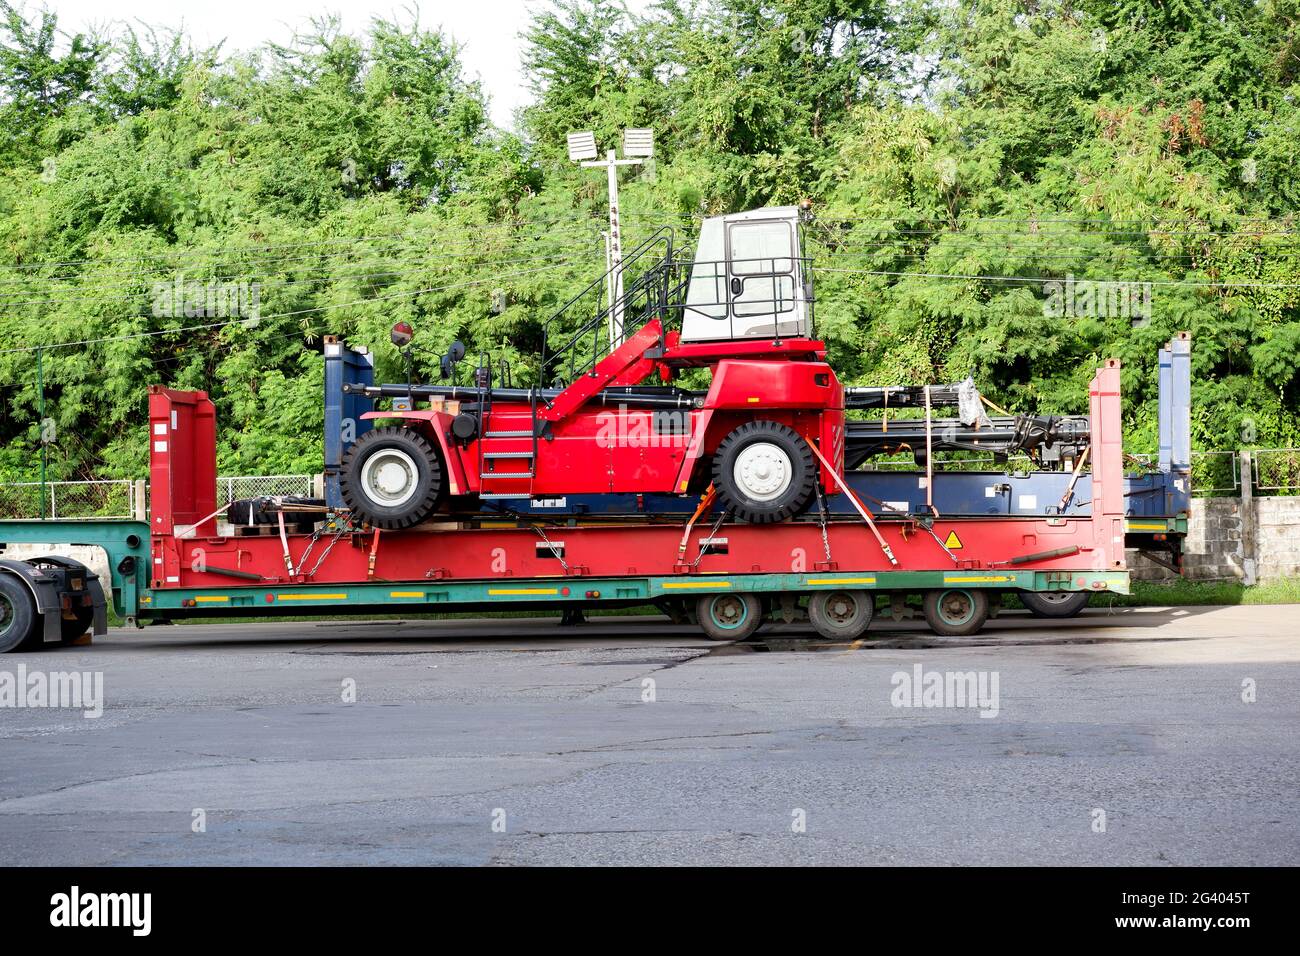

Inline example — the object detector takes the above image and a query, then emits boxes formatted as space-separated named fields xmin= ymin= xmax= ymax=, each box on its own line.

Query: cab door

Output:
xmin=725 ymin=218 xmax=805 ymax=339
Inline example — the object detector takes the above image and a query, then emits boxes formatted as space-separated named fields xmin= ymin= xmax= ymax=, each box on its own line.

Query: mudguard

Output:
xmin=359 ymin=409 xmax=470 ymax=496
xmin=0 ymin=558 xmax=65 ymax=643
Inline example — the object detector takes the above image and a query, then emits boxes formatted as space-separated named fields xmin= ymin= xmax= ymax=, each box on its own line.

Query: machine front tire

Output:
xmin=1020 ymin=590 xmax=1090 ymax=618
xmin=340 ymin=426 xmax=444 ymax=529
xmin=712 ymin=421 xmax=816 ymax=523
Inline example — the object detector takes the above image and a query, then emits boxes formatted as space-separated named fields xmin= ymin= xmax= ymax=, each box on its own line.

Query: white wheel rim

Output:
xmin=733 ymin=441 xmax=793 ymax=502
xmin=1039 ymin=591 xmax=1074 ymax=604
xmin=361 ymin=449 xmax=420 ymax=508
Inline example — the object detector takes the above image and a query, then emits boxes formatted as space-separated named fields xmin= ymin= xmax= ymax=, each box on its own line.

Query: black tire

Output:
xmin=808 ymin=590 xmax=874 ymax=640
xmin=711 ymin=421 xmax=816 ymax=523
xmin=1020 ymin=590 xmax=1090 ymax=618
xmin=340 ymin=426 xmax=444 ymax=529
xmin=0 ymin=575 xmax=39 ymax=654
xmin=696 ymin=592 xmax=763 ymax=641
xmin=922 ymin=588 xmax=989 ymax=637
xmin=60 ymin=606 xmax=94 ymax=643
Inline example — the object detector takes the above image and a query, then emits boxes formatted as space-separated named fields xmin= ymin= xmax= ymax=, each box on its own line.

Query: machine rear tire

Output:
xmin=0 ymin=575 xmax=39 ymax=653
xmin=712 ymin=421 xmax=816 ymax=523
xmin=340 ymin=426 xmax=444 ymax=529
xmin=922 ymin=588 xmax=989 ymax=637
xmin=807 ymin=590 xmax=874 ymax=640
xmin=696 ymin=593 xmax=762 ymax=641
xmin=1020 ymin=590 xmax=1089 ymax=618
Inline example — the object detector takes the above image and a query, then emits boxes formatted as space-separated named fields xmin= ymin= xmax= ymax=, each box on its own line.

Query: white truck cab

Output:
xmin=679 ymin=206 xmax=813 ymax=342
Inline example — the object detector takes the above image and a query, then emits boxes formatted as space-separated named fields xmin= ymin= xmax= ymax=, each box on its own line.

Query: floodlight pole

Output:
xmin=580 ymin=149 xmax=642 ymax=347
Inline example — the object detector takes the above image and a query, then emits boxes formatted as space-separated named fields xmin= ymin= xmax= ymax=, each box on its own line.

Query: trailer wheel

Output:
xmin=696 ymin=593 xmax=762 ymax=641
xmin=1020 ymin=590 xmax=1089 ymax=618
xmin=340 ymin=426 xmax=444 ymax=529
xmin=922 ymin=588 xmax=988 ymax=637
xmin=712 ymin=421 xmax=816 ymax=523
xmin=0 ymin=575 xmax=38 ymax=653
xmin=807 ymin=590 xmax=874 ymax=640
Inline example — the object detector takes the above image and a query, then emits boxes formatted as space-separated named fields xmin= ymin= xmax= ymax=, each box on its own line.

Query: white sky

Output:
xmin=34 ymin=0 xmax=585 ymax=129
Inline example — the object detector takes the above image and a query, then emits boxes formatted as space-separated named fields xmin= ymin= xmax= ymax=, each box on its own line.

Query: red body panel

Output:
xmin=151 ymin=516 xmax=1120 ymax=591
xmin=148 ymin=387 xmax=218 ymax=588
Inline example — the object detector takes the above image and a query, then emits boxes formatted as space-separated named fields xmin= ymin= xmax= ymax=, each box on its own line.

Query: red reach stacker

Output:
xmin=0 ymin=206 xmax=1171 ymax=649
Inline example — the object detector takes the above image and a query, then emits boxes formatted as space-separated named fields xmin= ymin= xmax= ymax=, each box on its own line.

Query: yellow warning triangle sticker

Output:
xmin=943 ymin=530 xmax=963 ymax=549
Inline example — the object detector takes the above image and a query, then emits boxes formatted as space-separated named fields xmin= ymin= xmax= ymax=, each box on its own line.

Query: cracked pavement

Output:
xmin=0 ymin=605 xmax=1297 ymax=865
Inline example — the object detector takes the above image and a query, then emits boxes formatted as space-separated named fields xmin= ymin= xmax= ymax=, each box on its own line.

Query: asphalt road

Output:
xmin=0 ymin=605 xmax=1296 ymax=866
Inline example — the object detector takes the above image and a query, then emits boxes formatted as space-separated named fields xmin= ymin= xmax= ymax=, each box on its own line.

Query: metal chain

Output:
xmin=294 ymin=525 xmax=325 ymax=572
xmin=814 ymin=482 xmax=832 ymax=563
xmin=303 ymin=525 xmax=348 ymax=579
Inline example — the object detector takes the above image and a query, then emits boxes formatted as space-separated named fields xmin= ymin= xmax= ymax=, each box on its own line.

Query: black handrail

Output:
xmin=540 ymin=227 xmax=675 ymax=386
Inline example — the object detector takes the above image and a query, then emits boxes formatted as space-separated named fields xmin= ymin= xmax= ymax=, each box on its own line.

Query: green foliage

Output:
xmin=0 ymin=0 xmax=1297 ymax=487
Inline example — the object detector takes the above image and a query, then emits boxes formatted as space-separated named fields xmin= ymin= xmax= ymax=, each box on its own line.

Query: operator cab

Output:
xmin=679 ymin=206 xmax=813 ymax=343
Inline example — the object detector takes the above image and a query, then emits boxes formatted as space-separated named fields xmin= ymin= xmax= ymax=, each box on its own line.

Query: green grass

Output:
xmin=1099 ymin=576 xmax=1300 ymax=607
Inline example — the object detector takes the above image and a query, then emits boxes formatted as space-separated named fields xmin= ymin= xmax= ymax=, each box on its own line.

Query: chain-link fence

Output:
xmin=217 ymin=474 xmax=316 ymax=507
xmin=0 ymin=474 xmax=315 ymax=520
xmin=0 ymin=482 xmax=50 ymax=519
xmin=0 ymin=479 xmax=135 ymax=519
xmin=1189 ymin=449 xmax=1300 ymax=497
xmin=1253 ymin=448 xmax=1300 ymax=492
xmin=1190 ymin=451 xmax=1241 ymax=497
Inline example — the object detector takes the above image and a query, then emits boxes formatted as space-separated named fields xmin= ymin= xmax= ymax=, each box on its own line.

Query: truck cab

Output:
xmin=680 ymin=206 xmax=813 ymax=342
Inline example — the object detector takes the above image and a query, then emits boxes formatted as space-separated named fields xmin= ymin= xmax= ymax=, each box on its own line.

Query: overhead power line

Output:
xmin=0 ymin=249 xmax=594 ymax=307
xmin=0 ymin=260 xmax=582 ymax=356
xmin=818 ymin=267 xmax=1300 ymax=288
xmin=0 ymin=217 xmax=608 ymax=274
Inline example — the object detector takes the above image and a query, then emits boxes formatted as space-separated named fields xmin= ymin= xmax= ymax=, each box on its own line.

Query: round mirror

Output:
xmin=390 ymin=321 xmax=414 ymax=348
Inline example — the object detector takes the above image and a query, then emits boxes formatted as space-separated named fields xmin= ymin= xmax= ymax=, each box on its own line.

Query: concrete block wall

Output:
xmin=1255 ymin=496 xmax=1300 ymax=581
xmin=1130 ymin=494 xmax=1300 ymax=583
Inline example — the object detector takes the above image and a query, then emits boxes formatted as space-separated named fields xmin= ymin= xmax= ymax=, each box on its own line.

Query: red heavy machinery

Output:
xmin=337 ymin=208 xmax=840 ymax=527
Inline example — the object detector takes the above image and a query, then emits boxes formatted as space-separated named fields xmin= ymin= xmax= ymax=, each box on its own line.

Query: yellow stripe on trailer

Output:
xmin=944 ymin=575 xmax=1016 ymax=584
xmin=277 ymin=593 xmax=348 ymax=600
xmin=805 ymin=577 xmax=876 ymax=586
xmin=1126 ymin=522 xmax=1168 ymax=531
xmin=390 ymin=591 xmax=425 ymax=598
xmin=661 ymin=580 xmax=731 ymax=590
xmin=193 ymin=595 xmax=229 ymax=603
xmin=488 ymin=587 xmax=559 ymax=596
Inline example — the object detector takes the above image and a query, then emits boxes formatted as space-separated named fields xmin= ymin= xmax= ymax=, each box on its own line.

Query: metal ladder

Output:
xmin=477 ymin=375 xmax=540 ymax=501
